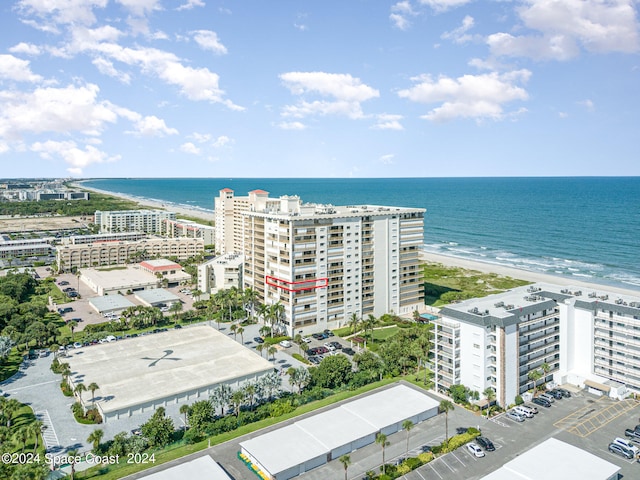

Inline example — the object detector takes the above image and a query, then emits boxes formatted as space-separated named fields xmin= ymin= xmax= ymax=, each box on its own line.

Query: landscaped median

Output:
xmin=371 ymin=427 xmax=481 ymax=480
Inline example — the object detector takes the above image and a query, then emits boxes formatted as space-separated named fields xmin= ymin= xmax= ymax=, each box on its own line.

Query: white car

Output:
xmin=302 ymin=337 xmax=312 ymax=343
xmin=466 ymin=443 xmax=485 ymax=458
xmin=323 ymin=342 xmax=336 ymax=351
xmin=279 ymin=340 xmax=292 ymax=348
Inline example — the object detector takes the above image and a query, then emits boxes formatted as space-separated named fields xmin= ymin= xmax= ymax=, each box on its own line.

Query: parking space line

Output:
xmin=428 ymin=463 xmax=443 ymax=479
xmin=450 ymin=451 xmax=466 ymax=467
xmin=555 ymin=398 xmax=640 ymax=437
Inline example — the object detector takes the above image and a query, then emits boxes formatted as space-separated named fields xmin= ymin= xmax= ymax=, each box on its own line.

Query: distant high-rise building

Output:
xmin=94 ymin=210 xmax=176 ymax=234
xmin=214 ymin=188 xmax=425 ymax=336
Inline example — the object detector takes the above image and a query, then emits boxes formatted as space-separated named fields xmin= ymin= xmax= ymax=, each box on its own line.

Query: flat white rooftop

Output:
xmin=89 ymin=294 xmax=136 ymax=313
xmin=480 ymin=438 xmax=620 ymax=480
xmin=82 ymin=266 xmax=157 ymax=291
xmin=134 ymin=289 xmax=180 ymax=306
xmin=139 ymin=455 xmax=231 ymax=480
xmin=65 ymin=325 xmax=274 ymax=414
xmin=240 ymin=384 xmax=439 ymax=477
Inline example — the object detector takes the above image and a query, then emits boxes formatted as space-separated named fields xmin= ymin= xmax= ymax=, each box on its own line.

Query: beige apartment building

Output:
xmin=56 ymin=237 xmax=204 ymax=272
xmin=213 ymin=189 xmax=425 ymax=336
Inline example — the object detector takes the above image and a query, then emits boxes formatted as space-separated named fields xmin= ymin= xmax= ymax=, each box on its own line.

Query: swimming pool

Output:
xmin=420 ymin=313 xmax=438 ymax=321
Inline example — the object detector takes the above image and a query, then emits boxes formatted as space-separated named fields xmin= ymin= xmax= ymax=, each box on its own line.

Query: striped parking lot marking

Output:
xmin=554 ymin=397 xmax=640 ymax=437
xmin=35 ymin=410 xmax=60 ymax=450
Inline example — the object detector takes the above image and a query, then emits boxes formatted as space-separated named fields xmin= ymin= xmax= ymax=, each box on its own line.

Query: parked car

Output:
xmin=279 ymin=340 xmax=292 ymax=348
xmin=521 ymin=404 xmax=538 ymax=415
xmin=342 ymin=347 xmax=356 ymax=355
xmin=329 ymin=341 xmax=342 ymax=350
xmin=548 ymin=389 xmax=564 ymax=400
xmin=323 ymin=342 xmax=336 ymax=351
xmin=302 ymin=337 xmax=312 ymax=343
xmin=538 ymin=393 xmax=555 ymax=403
xmin=466 ymin=443 xmax=485 ymax=458
xmin=609 ymin=442 xmax=635 ymax=459
xmin=254 ymin=337 xmax=265 ymax=344
xmin=58 ymin=281 xmax=69 ymax=286
xmin=308 ymin=356 xmax=321 ymax=365
xmin=506 ymin=410 xmax=526 ymax=422
xmin=612 ymin=437 xmax=640 ymax=456
xmin=555 ymin=388 xmax=572 ymax=398
xmin=476 ymin=436 xmax=495 ymax=452
xmin=323 ymin=329 xmax=334 ymax=337
xmin=312 ymin=333 xmax=324 ymax=340
xmin=73 ymin=342 xmax=82 ymax=349
xmin=514 ymin=406 xmax=535 ymax=418
xmin=532 ymin=397 xmax=551 ymax=408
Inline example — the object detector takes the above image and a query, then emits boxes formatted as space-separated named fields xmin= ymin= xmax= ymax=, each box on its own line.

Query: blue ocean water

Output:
xmin=83 ymin=177 xmax=640 ymax=290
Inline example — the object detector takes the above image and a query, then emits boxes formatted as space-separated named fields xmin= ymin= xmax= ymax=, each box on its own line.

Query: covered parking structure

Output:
xmin=134 ymin=288 xmax=180 ymax=307
xmin=139 ymin=455 xmax=232 ymax=480
xmin=89 ymin=294 xmax=135 ymax=315
xmin=239 ymin=384 xmax=439 ymax=480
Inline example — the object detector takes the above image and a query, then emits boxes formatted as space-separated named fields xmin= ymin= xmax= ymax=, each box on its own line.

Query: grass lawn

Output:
xmin=371 ymin=326 xmax=400 ymax=341
xmin=0 ymin=349 xmax=24 ymax=382
xmin=423 ymin=262 xmax=530 ymax=306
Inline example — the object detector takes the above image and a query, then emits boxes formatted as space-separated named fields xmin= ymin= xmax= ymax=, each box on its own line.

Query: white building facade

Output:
xmin=94 ymin=210 xmax=176 ymax=234
xmin=198 ymin=253 xmax=244 ymax=294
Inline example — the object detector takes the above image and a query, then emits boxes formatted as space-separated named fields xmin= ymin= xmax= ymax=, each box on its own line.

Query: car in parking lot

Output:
xmin=466 ymin=443 xmax=485 ymax=457
xmin=522 ymin=404 xmax=538 ymax=414
xmin=547 ymin=389 xmax=564 ymax=400
xmin=323 ymin=329 xmax=334 ymax=337
xmin=58 ymin=281 xmax=69 ymax=286
xmin=514 ymin=405 xmax=535 ymax=418
xmin=539 ymin=392 xmax=555 ymax=403
xmin=476 ymin=436 xmax=495 ymax=452
xmin=323 ymin=342 xmax=336 ymax=351
xmin=555 ymin=388 xmax=572 ymax=398
xmin=532 ymin=397 xmax=552 ymax=408
xmin=329 ymin=341 xmax=342 ymax=349
xmin=612 ymin=437 xmax=639 ymax=456
xmin=308 ymin=356 xmax=321 ymax=365
xmin=609 ymin=442 xmax=635 ymax=459
xmin=312 ymin=333 xmax=325 ymax=340
xmin=302 ymin=337 xmax=312 ymax=343
xmin=506 ymin=410 xmax=526 ymax=422
xmin=279 ymin=340 xmax=292 ymax=348
xmin=342 ymin=347 xmax=355 ymax=355
xmin=73 ymin=342 xmax=82 ymax=349
xmin=254 ymin=337 xmax=264 ymax=344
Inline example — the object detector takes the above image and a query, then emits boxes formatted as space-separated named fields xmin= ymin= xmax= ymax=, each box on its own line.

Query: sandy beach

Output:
xmin=74 ymin=183 xmax=215 ymax=222
xmin=421 ymin=251 xmax=640 ymax=298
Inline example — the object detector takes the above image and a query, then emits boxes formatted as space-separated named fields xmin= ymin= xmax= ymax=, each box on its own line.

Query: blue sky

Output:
xmin=0 ymin=0 xmax=639 ymax=178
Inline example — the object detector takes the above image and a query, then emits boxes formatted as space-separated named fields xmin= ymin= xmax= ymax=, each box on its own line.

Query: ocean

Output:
xmin=83 ymin=177 xmax=640 ymax=291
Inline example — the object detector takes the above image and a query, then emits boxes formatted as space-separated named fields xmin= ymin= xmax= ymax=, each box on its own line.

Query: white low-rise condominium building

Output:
xmin=94 ymin=209 xmax=176 ymax=234
xmin=218 ymin=189 xmax=425 ymax=336
xmin=432 ymin=283 xmax=640 ymax=407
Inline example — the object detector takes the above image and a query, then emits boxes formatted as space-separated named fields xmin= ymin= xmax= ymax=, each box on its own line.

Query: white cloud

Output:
xmin=176 ymin=0 xmax=205 ymax=11
xmin=0 ymin=54 xmax=43 ymax=83
xmin=9 ymin=42 xmax=42 ymax=56
xmin=441 ymin=15 xmax=475 ymax=44
xmin=488 ymin=0 xmax=640 ymax=60
xmin=372 ymin=114 xmax=404 ymax=130
xmin=212 ymin=135 xmax=231 ymax=147
xmin=128 ymin=115 xmax=178 ymax=136
xmin=0 ymin=84 xmax=118 ymax=139
xmin=189 ymin=132 xmax=212 ymax=143
xmin=92 ymin=57 xmax=131 ymax=83
xmin=180 ymin=142 xmax=201 ymax=154
xmin=419 ymin=0 xmax=472 ymax=12
xmin=278 ymin=121 xmax=306 ymax=130
xmin=398 ymin=70 xmax=530 ymax=122
xmin=578 ymin=99 xmax=595 ymax=111
xmin=115 ymin=0 xmax=162 ymax=17
xmin=31 ymin=140 xmax=119 ymax=175
xmin=16 ymin=0 xmax=108 ymax=27
xmin=191 ymin=30 xmax=228 ymax=55
xmin=280 ymin=72 xmax=379 ymax=119
xmin=379 ymin=154 xmax=395 ymax=165
xmin=558 ymin=111 xmax=568 ymax=118
xmin=390 ymin=1 xmax=418 ymax=30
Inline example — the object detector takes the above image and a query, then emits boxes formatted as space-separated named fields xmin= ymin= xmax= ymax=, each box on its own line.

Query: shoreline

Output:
xmin=73 ymin=182 xmax=639 ymax=298
xmin=74 ymin=182 xmax=216 ymax=222
xmin=421 ymin=251 xmax=640 ymax=298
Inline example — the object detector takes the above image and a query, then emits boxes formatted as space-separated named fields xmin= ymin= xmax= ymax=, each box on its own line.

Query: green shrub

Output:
xmin=467 ymin=427 xmax=480 ymax=436
xmin=292 ymin=353 xmax=309 ymax=364
xmin=515 ymin=395 xmax=524 ymax=405
xmin=60 ymin=381 xmax=73 ymax=396
xmin=396 ymin=463 xmax=411 ymax=475
xmin=417 ymin=452 xmax=434 ymax=464
xmin=404 ymin=456 xmax=423 ymax=470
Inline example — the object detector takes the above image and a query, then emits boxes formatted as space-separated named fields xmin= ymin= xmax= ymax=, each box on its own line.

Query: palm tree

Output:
xmin=16 ymin=425 xmax=29 ymax=452
xmin=339 ymin=454 xmax=351 ymax=480
xmin=179 ymin=404 xmax=190 ymax=429
xmin=294 ymin=333 xmax=305 ymax=355
xmin=528 ymin=369 xmax=542 ymax=392
xmin=74 ymin=382 xmax=86 ymax=403
xmin=192 ymin=289 xmax=202 ymax=302
xmin=28 ymin=420 xmax=45 ymax=452
xmin=88 ymin=382 xmax=100 ymax=406
xmin=231 ymin=390 xmax=245 ymax=417
xmin=348 ymin=313 xmax=360 ymax=335
xmin=87 ymin=429 xmax=104 ymax=453
xmin=67 ymin=448 xmax=79 ymax=480
xmin=243 ymin=383 xmax=256 ymax=410
xmin=483 ymin=387 xmax=496 ymax=418
xmin=376 ymin=432 xmax=390 ymax=475
xmin=540 ymin=362 xmax=551 ymax=387
xmin=169 ymin=301 xmax=183 ymax=324
xmin=4 ymin=398 xmax=21 ymax=427
xmin=402 ymin=419 xmax=414 ymax=455
xmin=237 ymin=326 xmax=245 ymax=344
xmin=255 ymin=344 xmax=265 ymax=358
xmin=230 ymin=323 xmax=238 ymax=341
xmin=439 ymin=400 xmax=455 ymax=447
xmin=243 ymin=288 xmax=258 ymax=322
xmin=268 ymin=345 xmax=277 ymax=360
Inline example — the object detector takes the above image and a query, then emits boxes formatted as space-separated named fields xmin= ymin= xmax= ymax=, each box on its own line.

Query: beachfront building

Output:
xmin=94 ymin=209 xmax=176 ymax=234
xmin=197 ymin=253 xmax=244 ymax=295
xmin=240 ymin=195 xmax=425 ymax=336
xmin=63 ymin=232 xmax=147 ymax=245
xmin=0 ymin=238 xmax=54 ymax=264
xmin=214 ymin=188 xmax=282 ymax=255
xmin=161 ymin=218 xmax=214 ymax=245
xmin=56 ymin=237 xmax=204 ymax=272
xmin=433 ymin=285 xmax=561 ymax=407
xmin=433 ymin=283 xmax=640 ymax=406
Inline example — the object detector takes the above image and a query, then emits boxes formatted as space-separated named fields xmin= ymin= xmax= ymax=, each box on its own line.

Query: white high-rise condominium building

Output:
xmin=433 ymin=283 xmax=640 ymax=406
xmin=235 ymin=192 xmax=425 ymax=336
xmin=94 ymin=210 xmax=176 ymax=234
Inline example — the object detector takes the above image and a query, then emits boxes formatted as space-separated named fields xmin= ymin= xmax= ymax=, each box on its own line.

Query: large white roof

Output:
xmin=65 ymin=325 xmax=274 ymax=414
xmin=240 ymin=384 xmax=439 ymax=476
xmin=480 ymin=438 xmax=620 ymax=480
xmin=139 ymin=456 xmax=231 ymax=480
